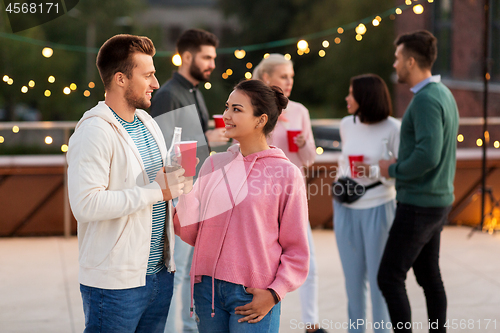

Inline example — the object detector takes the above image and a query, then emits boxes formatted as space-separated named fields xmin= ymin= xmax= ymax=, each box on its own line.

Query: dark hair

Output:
xmin=395 ymin=30 xmax=437 ymax=70
xmin=96 ymin=34 xmax=156 ymax=89
xmin=234 ymin=80 xmax=288 ymax=136
xmin=351 ymin=74 xmax=392 ymax=124
xmin=176 ymin=29 xmax=219 ymax=56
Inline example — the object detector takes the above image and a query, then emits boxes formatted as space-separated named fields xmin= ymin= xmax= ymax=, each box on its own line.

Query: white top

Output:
xmin=67 ymin=101 xmax=176 ymax=289
xmin=268 ymin=100 xmax=316 ymax=175
xmin=338 ymin=115 xmax=401 ymax=209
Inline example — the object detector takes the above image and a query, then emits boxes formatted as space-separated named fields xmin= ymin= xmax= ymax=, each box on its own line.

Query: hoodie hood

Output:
xmin=226 ymin=143 xmax=290 ymax=162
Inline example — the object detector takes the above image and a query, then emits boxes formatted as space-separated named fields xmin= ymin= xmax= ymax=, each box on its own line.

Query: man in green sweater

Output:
xmin=378 ymin=30 xmax=459 ymax=332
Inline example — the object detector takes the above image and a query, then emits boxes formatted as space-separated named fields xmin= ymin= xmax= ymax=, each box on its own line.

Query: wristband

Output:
xmin=267 ymin=288 xmax=280 ymax=304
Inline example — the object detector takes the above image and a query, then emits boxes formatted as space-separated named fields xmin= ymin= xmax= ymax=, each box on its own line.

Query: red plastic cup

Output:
xmin=287 ymin=129 xmax=302 ymax=152
xmin=348 ymin=155 xmax=364 ymax=178
xmin=213 ymin=115 xmax=225 ymax=129
xmin=175 ymin=141 xmax=197 ymax=177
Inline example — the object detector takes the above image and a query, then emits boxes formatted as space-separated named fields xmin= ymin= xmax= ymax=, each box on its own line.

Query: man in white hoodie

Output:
xmin=67 ymin=34 xmax=187 ymax=333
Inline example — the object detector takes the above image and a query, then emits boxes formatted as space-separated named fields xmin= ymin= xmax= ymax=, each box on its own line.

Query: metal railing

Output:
xmin=0 ymin=117 xmax=498 ymax=237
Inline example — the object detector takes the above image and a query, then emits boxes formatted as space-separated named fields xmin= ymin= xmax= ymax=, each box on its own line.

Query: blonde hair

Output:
xmin=252 ymin=54 xmax=293 ymax=81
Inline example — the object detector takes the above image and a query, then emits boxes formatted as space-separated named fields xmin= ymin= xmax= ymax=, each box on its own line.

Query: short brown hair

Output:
xmin=96 ymin=34 xmax=156 ymax=89
xmin=176 ymin=29 xmax=219 ymax=56
xmin=395 ymin=30 xmax=437 ymax=70
xmin=351 ymin=74 xmax=392 ymax=124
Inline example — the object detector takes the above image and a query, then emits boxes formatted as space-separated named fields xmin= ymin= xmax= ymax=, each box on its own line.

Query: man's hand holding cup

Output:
xmin=154 ymin=166 xmax=186 ymax=201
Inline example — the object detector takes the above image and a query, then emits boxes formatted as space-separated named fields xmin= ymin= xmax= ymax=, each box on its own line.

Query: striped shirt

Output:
xmin=112 ymin=110 xmax=166 ymax=275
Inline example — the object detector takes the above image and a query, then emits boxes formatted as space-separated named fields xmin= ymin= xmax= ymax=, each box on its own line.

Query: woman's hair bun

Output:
xmin=270 ymin=85 xmax=288 ymax=114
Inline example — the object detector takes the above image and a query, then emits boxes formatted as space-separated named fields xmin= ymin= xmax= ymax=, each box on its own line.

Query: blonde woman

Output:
xmin=253 ymin=54 xmax=324 ymax=333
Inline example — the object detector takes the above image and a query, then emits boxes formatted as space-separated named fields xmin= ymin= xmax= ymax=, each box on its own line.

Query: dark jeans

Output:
xmin=377 ymin=203 xmax=451 ymax=333
xmin=80 ymin=268 xmax=174 ymax=333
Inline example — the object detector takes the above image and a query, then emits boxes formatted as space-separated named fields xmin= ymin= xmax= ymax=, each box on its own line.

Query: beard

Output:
xmin=125 ymin=84 xmax=150 ymax=110
xmin=190 ymin=61 xmax=211 ymax=83
xmin=396 ymin=66 xmax=410 ymax=84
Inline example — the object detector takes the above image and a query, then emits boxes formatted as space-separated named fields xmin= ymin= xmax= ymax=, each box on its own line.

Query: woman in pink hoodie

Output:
xmin=173 ymin=79 xmax=310 ymax=333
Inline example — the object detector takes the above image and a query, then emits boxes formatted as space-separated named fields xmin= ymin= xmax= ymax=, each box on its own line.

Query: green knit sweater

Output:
xmin=388 ymin=82 xmax=459 ymax=207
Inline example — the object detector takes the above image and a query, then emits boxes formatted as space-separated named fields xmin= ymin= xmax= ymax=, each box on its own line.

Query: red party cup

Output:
xmin=213 ymin=115 xmax=225 ymax=128
xmin=348 ymin=155 xmax=364 ymax=178
xmin=287 ymin=129 xmax=302 ymax=152
xmin=175 ymin=141 xmax=197 ymax=177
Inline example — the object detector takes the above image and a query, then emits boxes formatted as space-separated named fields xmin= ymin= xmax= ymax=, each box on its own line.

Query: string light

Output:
xmin=372 ymin=18 xmax=380 ymax=26
xmin=245 ymin=72 xmax=252 ymax=79
xmin=494 ymin=141 xmax=500 ymax=149
xmin=335 ymin=37 xmax=341 ymax=44
xmin=48 ymin=76 xmax=55 ymax=83
xmin=396 ymin=8 xmax=403 ymax=14
xmin=234 ymin=50 xmax=246 ymax=59
xmin=413 ymin=4 xmax=424 ymax=14
xmin=21 ymin=86 xmax=28 ymax=93
xmin=44 ymin=90 xmax=51 ymax=97
xmin=204 ymin=82 xmax=212 ymax=90
xmin=3 ymin=75 xmax=9 ymax=82
xmin=172 ymin=54 xmax=182 ymax=66
xmin=210 ymin=151 xmax=216 ymax=156
xmin=284 ymin=54 xmax=291 ymax=60
xmin=28 ymin=80 xmax=35 ymax=88
xmin=356 ymin=34 xmax=363 ymax=41
xmin=45 ymin=136 xmax=53 ymax=144
xmin=477 ymin=138 xmax=483 ymax=147
xmin=318 ymin=50 xmax=326 ymax=57
xmin=222 ymin=73 xmax=228 ymax=79
xmin=0 ymin=136 xmax=4 ymax=144
xmin=88 ymin=82 xmax=95 ymax=88
xmin=322 ymin=40 xmax=330 ymax=48
xmin=42 ymin=47 xmax=53 ymax=58
xmin=304 ymin=48 xmax=310 ymax=54
xmin=337 ymin=27 xmax=344 ymax=34
xmin=316 ymin=147 xmax=324 ymax=155
xmin=70 ymin=83 xmax=77 ymax=90
xmin=63 ymin=87 xmax=71 ymax=95
xmin=486 ymin=73 xmax=491 ymax=80
xmin=12 ymin=126 xmax=19 ymax=133
xmin=355 ymin=23 xmax=367 ymax=35
xmin=226 ymin=69 xmax=233 ymax=76
xmin=7 ymin=78 xmax=13 ymax=85
xmin=61 ymin=144 xmax=69 ymax=152
xmin=457 ymin=134 xmax=464 ymax=142
xmin=428 ymin=0 xmax=434 ymax=2
xmin=83 ymin=90 xmax=91 ymax=97
xmin=263 ymin=53 xmax=270 ymax=59
xmin=246 ymin=62 xmax=253 ymax=69
xmin=405 ymin=0 xmax=412 ymax=5
xmin=297 ymin=49 xmax=304 ymax=56
xmin=297 ymin=40 xmax=308 ymax=51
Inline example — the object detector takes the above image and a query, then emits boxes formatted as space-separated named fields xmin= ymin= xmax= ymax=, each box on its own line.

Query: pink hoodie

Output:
xmin=173 ymin=144 xmax=310 ymax=316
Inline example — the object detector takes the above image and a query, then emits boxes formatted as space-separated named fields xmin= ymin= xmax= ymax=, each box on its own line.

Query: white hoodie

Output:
xmin=67 ymin=101 xmax=175 ymax=289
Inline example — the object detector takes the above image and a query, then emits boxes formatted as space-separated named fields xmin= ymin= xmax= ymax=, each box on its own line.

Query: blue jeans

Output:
xmin=378 ymin=203 xmax=451 ymax=332
xmin=334 ymin=200 xmax=394 ymax=333
xmin=80 ymin=268 xmax=174 ymax=333
xmin=194 ymin=276 xmax=281 ymax=333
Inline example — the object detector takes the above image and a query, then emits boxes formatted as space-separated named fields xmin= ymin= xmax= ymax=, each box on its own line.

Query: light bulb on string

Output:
xmin=413 ymin=4 xmax=424 ymax=14
xmin=172 ymin=54 xmax=182 ymax=66
xmin=42 ymin=47 xmax=53 ymax=58
xmin=297 ymin=40 xmax=308 ymax=51
xmin=234 ymin=50 xmax=246 ymax=59
xmin=355 ymin=23 xmax=367 ymax=35
xmin=284 ymin=54 xmax=291 ymax=60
